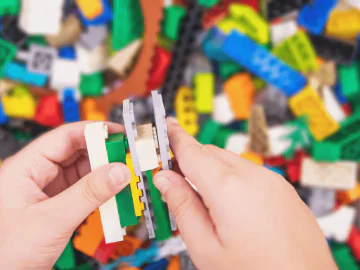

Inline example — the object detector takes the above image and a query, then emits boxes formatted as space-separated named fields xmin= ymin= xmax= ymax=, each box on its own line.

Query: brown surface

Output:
xmin=29 ymin=85 xmax=57 ymax=98
xmin=95 ymin=0 xmax=163 ymax=114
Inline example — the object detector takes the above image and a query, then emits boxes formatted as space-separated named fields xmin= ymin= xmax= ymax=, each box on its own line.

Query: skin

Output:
xmin=0 ymin=119 xmax=337 ymax=270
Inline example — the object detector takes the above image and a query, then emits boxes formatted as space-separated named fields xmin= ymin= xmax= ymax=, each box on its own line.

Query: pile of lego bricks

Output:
xmin=1 ymin=0 xmax=360 ymax=269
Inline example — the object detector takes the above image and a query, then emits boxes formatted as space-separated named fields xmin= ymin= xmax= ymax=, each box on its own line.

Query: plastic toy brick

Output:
xmin=202 ymin=27 xmax=229 ymax=61
xmin=45 ymin=14 xmax=82 ymax=47
xmin=348 ymin=226 xmax=360 ymax=261
xmin=225 ymin=133 xmax=248 ymax=154
xmin=79 ymin=72 xmax=104 ymax=96
xmin=300 ymin=158 xmax=357 ymax=190
xmin=0 ymin=99 xmax=8 ymax=124
xmin=338 ymin=62 xmax=360 ymax=101
xmin=0 ymin=0 xmax=20 ymax=16
xmin=312 ymin=113 xmax=360 ymax=161
xmin=337 ymin=184 xmax=360 ymax=205
xmin=112 ymin=0 xmax=143 ymax=51
xmin=267 ymin=0 xmax=308 ymax=21
xmin=93 ymin=239 xmax=117 ymax=264
xmin=248 ymin=105 xmax=270 ymax=156
xmin=308 ymin=32 xmax=357 ymax=65
xmin=213 ymin=128 xmax=235 ymax=149
xmin=175 ymin=86 xmax=199 ymax=136
xmin=73 ymin=210 xmax=104 ymax=257
xmin=161 ymin=5 xmax=186 ymax=41
xmin=332 ymin=241 xmax=359 ymax=270
xmin=110 ymin=235 xmax=142 ymax=260
xmin=326 ymin=9 xmax=360 ymax=41
xmin=76 ymin=0 xmax=103 ymax=20
xmin=51 ymin=59 xmax=80 ymax=89
xmin=297 ymin=0 xmax=337 ymax=35
xmin=35 ymin=94 xmax=64 ymax=127
xmin=147 ymin=46 xmax=171 ymax=92
xmin=270 ymin=20 xmax=298 ymax=45
xmin=58 ymin=46 xmax=76 ymax=60
xmin=78 ymin=0 xmax=112 ymax=26
xmin=268 ymin=125 xmax=298 ymax=157
xmin=322 ymin=86 xmax=346 ymax=123
xmin=194 ymin=73 xmax=214 ymax=113
xmin=334 ymin=82 xmax=348 ymax=105
xmin=197 ymin=119 xmax=221 ymax=144
xmin=167 ymin=256 xmax=180 ymax=270
xmin=222 ymin=31 xmax=306 ymax=97
xmin=1 ymin=15 xmax=28 ymax=47
xmin=224 ymin=73 xmax=255 ymax=119
xmin=218 ymin=61 xmax=242 ymax=80
xmin=135 ymin=124 xmax=159 ymax=172
xmin=2 ymin=85 xmax=36 ymax=119
xmin=62 ymin=88 xmax=80 ymax=123
xmin=77 ymin=43 xmax=107 ymax=74
xmin=0 ymin=38 xmax=16 ymax=79
xmin=345 ymin=0 xmax=360 ymax=9
xmin=308 ymin=61 xmax=336 ymax=87
xmin=202 ymin=1 xmax=229 ymax=29
xmin=144 ymin=258 xmax=169 ymax=270
xmin=0 ymin=79 xmax=15 ymax=96
xmin=81 ymin=98 xmax=106 ymax=121
xmin=55 ymin=241 xmax=76 ymax=270
xmin=307 ymin=188 xmax=335 ymax=218
xmin=212 ymin=93 xmax=235 ymax=124
xmin=79 ymin=25 xmax=107 ymax=50
xmin=84 ymin=122 xmax=125 ymax=243
xmin=106 ymin=133 xmax=138 ymax=228
xmin=240 ymin=152 xmax=263 ymax=165
xmin=288 ymin=85 xmax=339 ymax=141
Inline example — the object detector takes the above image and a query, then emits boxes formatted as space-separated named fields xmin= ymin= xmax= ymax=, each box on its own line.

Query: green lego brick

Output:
xmin=252 ymin=77 xmax=266 ymax=91
xmin=27 ymin=35 xmax=47 ymax=46
xmin=112 ymin=0 xmax=144 ymax=51
xmin=331 ymin=242 xmax=358 ymax=270
xmin=79 ymin=72 xmax=104 ymax=96
xmin=106 ymin=133 xmax=138 ymax=227
xmin=0 ymin=38 xmax=17 ymax=79
xmin=198 ymin=0 xmax=220 ymax=8
xmin=272 ymin=41 xmax=299 ymax=71
xmin=158 ymin=35 xmax=174 ymax=51
xmin=312 ymin=113 xmax=360 ymax=162
xmin=161 ymin=5 xmax=186 ymax=42
xmin=55 ymin=241 xmax=76 ymax=270
xmin=0 ymin=0 xmax=20 ymax=16
xmin=338 ymin=62 xmax=360 ymax=101
xmin=219 ymin=61 xmax=243 ymax=81
xmin=146 ymin=170 xmax=172 ymax=241
xmin=70 ymin=264 xmax=93 ymax=270
xmin=197 ymin=119 xmax=222 ymax=144
xmin=213 ymin=128 xmax=235 ymax=149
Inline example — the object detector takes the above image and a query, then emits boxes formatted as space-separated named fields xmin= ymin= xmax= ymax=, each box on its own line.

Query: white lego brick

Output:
xmin=135 ymin=123 xmax=159 ymax=172
xmin=84 ymin=122 xmax=124 ymax=243
xmin=158 ymin=235 xmax=187 ymax=259
xmin=322 ymin=86 xmax=346 ymax=123
xmin=344 ymin=0 xmax=360 ymax=9
xmin=268 ymin=125 xmax=296 ymax=157
xmin=301 ymin=158 xmax=357 ymax=190
xmin=270 ymin=20 xmax=298 ymax=45
xmin=317 ymin=206 xmax=356 ymax=242
xmin=212 ymin=93 xmax=235 ymax=124
xmin=50 ymin=59 xmax=81 ymax=90
xmin=76 ymin=43 xmax=108 ymax=74
xmin=225 ymin=133 xmax=249 ymax=154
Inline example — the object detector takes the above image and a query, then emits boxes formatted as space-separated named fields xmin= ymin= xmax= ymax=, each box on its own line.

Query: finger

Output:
xmin=166 ymin=118 xmax=228 ymax=202
xmin=154 ymin=170 xmax=221 ymax=254
xmin=38 ymin=163 xmax=131 ymax=231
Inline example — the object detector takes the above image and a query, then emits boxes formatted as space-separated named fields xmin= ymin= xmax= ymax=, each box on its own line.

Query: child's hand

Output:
xmin=154 ymin=118 xmax=337 ymax=270
xmin=0 ymin=122 xmax=131 ymax=270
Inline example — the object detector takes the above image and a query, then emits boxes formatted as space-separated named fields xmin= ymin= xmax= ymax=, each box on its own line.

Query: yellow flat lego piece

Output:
xmin=289 ymin=85 xmax=339 ymax=141
xmin=126 ymin=153 xmax=144 ymax=217
xmin=326 ymin=9 xmax=360 ymax=40
xmin=76 ymin=0 xmax=103 ymax=20
xmin=2 ymin=85 xmax=36 ymax=119
xmin=194 ymin=73 xmax=214 ymax=113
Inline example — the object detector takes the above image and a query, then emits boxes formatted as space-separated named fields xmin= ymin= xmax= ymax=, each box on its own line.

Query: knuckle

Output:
xmin=80 ymin=176 xmax=103 ymax=207
xmin=170 ymin=192 xmax=194 ymax=222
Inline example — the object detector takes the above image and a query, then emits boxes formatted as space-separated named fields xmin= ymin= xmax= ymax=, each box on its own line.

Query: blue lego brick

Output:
xmin=334 ymin=83 xmax=348 ymax=105
xmin=264 ymin=165 xmax=285 ymax=177
xmin=297 ymin=0 xmax=338 ymax=35
xmin=78 ymin=0 xmax=112 ymax=26
xmin=4 ymin=62 xmax=47 ymax=86
xmin=202 ymin=27 xmax=231 ymax=61
xmin=62 ymin=88 xmax=80 ymax=123
xmin=0 ymin=99 xmax=8 ymax=124
xmin=58 ymin=46 xmax=76 ymax=60
xmin=144 ymin=259 xmax=169 ymax=270
xmin=222 ymin=31 xmax=306 ymax=97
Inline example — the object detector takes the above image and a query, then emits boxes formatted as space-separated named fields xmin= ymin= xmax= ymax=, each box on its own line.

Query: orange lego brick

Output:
xmin=76 ymin=0 xmax=103 ymax=20
xmin=81 ymin=98 xmax=106 ymax=121
xmin=73 ymin=210 xmax=104 ymax=257
xmin=167 ymin=256 xmax=180 ymax=270
xmin=337 ymin=184 xmax=360 ymax=205
xmin=110 ymin=236 xmax=142 ymax=260
xmin=241 ymin=152 xmax=264 ymax=165
xmin=224 ymin=73 xmax=255 ymax=120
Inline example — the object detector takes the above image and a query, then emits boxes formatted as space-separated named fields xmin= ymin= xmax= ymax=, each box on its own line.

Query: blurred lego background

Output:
xmin=0 ymin=0 xmax=360 ymax=269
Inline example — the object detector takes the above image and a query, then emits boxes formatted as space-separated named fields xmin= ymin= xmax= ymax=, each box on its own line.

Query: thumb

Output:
xmin=41 ymin=163 xmax=130 ymax=231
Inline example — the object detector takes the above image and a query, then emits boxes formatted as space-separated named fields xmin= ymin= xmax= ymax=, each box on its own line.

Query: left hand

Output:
xmin=0 ymin=122 xmax=131 ymax=270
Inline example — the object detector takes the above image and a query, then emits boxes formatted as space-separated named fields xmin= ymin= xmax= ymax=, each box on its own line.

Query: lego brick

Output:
xmin=197 ymin=118 xmax=221 ymax=145
xmin=348 ymin=226 xmax=360 ymax=261
xmin=222 ymin=31 xmax=306 ymax=97
xmin=2 ymin=85 xmax=36 ymax=119
xmin=79 ymin=25 xmax=108 ymax=50
xmin=84 ymin=122 xmax=124 ymax=243
xmin=0 ymin=79 xmax=16 ymax=95
xmin=20 ymin=0 xmax=64 ymax=35
xmin=345 ymin=0 xmax=360 ymax=9
xmin=92 ymin=239 xmax=117 ymax=264
xmin=106 ymin=133 xmax=138 ymax=228
xmin=112 ymin=0 xmax=143 ymax=51
xmin=158 ymin=235 xmax=187 ymax=258
xmin=50 ymin=59 xmax=80 ymax=89
xmin=0 ymin=99 xmax=8 ymax=124
xmin=45 ymin=14 xmax=82 ymax=47
xmin=225 ymin=133 xmax=248 ymax=154
xmin=300 ymin=158 xmax=357 ymax=190
xmin=267 ymin=125 xmax=297 ymax=157
xmin=0 ymin=38 xmax=17 ymax=79
xmin=331 ymin=242 xmax=359 ymax=270
xmin=334 ymin=81 xmax=348 ymax=104
xmin=337 ymin=184 xmax=360 ymax=205
xmin=212 ymin=93 xmax=235 ymax=124
xmin=316 ymin=206 xmax=356 ymax=242
xmin=175 ymin=86 xmax=199 ymax=136
xmin=194 ymin=72 xmax=214 ymax=113
xmin=161 ymin=5 xmax=187 ymax=41
xmin=55 ymin=241 xmax=76 ymax=270
xmin=325 ymin=9 xmax=360 ymax=41
xmin=218 ymin=60 xmax=242 ymax=80
xmin=35 ymin=94 xmax=64 ymax=127
xmin=202 ymin=27 xmax=229 ymax=61
xmin=79 ymin=72 xmax=104 ymax=96
xmin=307 ymin=61 xmax=336 ymax=87
xmin=322 ymin=86 xmax=346 ymax=123
xmin=61 ymin=88 xmax=80 ymax=123
xmin=297 ymin=0 xmax=338 ymax=34
xmin=1 ymin=15 xmax=28 ymax=47
xmin=0 ymin=0 xmax=20 ymax=16
xmin=338 ymin=62 xmax=360 ymax=101
xmin=267 ymin=0 xmax=307 ymax=20
xmin=248 ymin=105 xmax=270 ymax=156
xmin=58 ymin=46 xmax=76 ymax=60
xmin=308 ymin=33 xmax=357 ymax=65
xmin=241 ymin=152 xmax=264 ymax=165
xmin=135 ymin=124 xmax=159 ymax=172
xmin=288 ymin=85 xmax=339 ymax=141
xmin=198 ymin=0 xmax=219 ymax=8
xmin=270 ymin=20 xmax=298 ymax=45
xmin=147 ymin=46 xmax=172 ymax=92
xmin=312 ymin=113 xmax=360 ymax=161
xmin=76 ymin=43 xmax=107 ymax=74
xmin=81 ymin=98 xmax=106 ymax=121
xmin=78 ymin=0 xmax=112 ymax=26
xmin=75 ymin=0 xmax=103 ymax=19
xmin=224 ymin=73 xmax=255 ymax=119
xmin=213 ymin=128 xmax=235 ymax=149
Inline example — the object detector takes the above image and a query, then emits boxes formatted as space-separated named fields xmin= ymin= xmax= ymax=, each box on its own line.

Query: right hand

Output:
xmin=153 ymin=118 xmax=337 ymax=270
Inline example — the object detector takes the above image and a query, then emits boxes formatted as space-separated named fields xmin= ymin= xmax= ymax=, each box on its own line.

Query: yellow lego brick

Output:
xmin=2 ymin=85 xmax=36 ymax=119
xmin=194 ymin=73 xmax=214 ymax=114
xmin=175 ymin=86 xmax=199 ymax=136
xmin=289 ymin=86 xmax=339 ymax=141
xmin=326 ymin=9 xmax=360 ymax=40
xmin=217 ymin=17 xmax=247 ymax=35
xmin=126 ymin=153 xmax=144 ymax=217
xmin=228 ymin=4 xmax=269 ymax=44
xmin=241 ymin=152 xmax=264 ymax=165
xmin=76 ymin=0 xmax=103 ymax=20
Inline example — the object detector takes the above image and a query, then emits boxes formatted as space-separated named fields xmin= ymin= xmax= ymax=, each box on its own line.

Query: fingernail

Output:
xmin=108 ymin=165 xmax=130 ymax=187
xmin=154 ymin=176 xmax=171 ymax=193
xmin=167 ymin=117 xmax=178 ymax=124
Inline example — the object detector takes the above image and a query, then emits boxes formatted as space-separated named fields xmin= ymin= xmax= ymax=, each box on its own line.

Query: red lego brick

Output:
xmin=347 ymin=226 xmax=360 ymax=260
xmin=147 ymin=46 xmax=172 ymax=93
xmin=93 ymin=239 xmax=118 ymax=264
xmin=264 ymin=155 xmax=288 ymax=166
xmin=342 ymin=103 xmax=352 ymax=116
xmin=35 ymin=94 xmax=64 ymax=127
